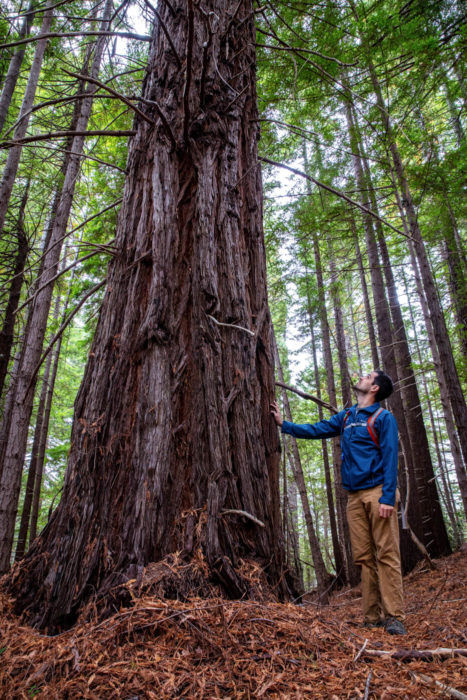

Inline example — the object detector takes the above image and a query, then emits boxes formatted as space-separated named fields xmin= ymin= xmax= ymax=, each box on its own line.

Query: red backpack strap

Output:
xmin=343 ymin=409 xmax=352 ymax=429
xmin=367 ymin=407 xmax=384 ymax=447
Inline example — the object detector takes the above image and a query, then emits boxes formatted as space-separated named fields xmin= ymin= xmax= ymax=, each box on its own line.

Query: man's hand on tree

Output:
xmin=379 ymin=503 xmax=394 ymax=518
xmin=270 ymin=400 xmax=283 ymax=427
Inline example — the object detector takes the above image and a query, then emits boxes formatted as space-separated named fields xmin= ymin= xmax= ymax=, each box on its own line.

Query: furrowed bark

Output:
xmin=7 ymin=0 xmax=292 ymax=630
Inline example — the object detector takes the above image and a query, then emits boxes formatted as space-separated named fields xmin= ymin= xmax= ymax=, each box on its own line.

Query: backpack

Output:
xmin=343 ymin=407 xmax=385 ymax=448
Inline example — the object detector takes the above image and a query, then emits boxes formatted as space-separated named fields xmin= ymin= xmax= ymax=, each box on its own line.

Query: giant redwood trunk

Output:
xmin=8 ymin=0 xmax=289 ymax=631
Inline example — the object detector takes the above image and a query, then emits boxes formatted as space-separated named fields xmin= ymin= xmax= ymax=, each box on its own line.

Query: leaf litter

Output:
xmin=0 ymin=550 xmax=466 ymax=698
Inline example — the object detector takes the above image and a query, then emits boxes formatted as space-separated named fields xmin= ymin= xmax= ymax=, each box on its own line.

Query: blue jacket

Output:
xmin=281 ymin=403 xmax=399 ymax=506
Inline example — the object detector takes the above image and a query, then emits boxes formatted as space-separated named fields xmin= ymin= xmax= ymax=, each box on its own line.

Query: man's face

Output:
xmin=356 ymin=371 xmax=378 ymax=394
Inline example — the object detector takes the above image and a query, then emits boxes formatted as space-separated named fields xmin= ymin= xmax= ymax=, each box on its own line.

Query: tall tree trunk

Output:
xmin=0 ymin=6 xmax=53 ymax=237
xmin=387 ymin=154 xmax=467 ymax=521
xmin=0 ymin=183 xmax=29 ymax=397
xmin=342 ymin=93 xmax=425 ymax=568
xmin=7 ymin=0 xmax=292 ymax=630
xmin=302 ymin=143 xmax=354 ymax=584
xmin=275 ymin=341 xmax=332 ymax=601
xmin=362 ymin=156 xmax=451 ymax=557
xmin=439 ymin=180 xmax=467 ymax=359
xmin=0 ymin=2 xmax=36 ymax=134
xmin=351 ymin=216 xmax=379 ymax=369
xmin=283 ymin=458 xmax=303 ymax=590
xmin=14 ymin=276 xmax=65 ymax=561
xmin=308 ymin=315 xmax=344 ymax=584
xmin=402 ymin=267 xmax=463 ymax=543
xmin=328 ymin=236 xmax=352 ymax=408
xmin=28 ymin=322 xmax=62 ymax=546
xmin=365 ymin=54 xmax=467 ymax=472
xmin=310 ymin=228 xmax=356 ymax=584
xmin=14 ymin=350 xmax=53 ymax=562
xmin=0 ymin=0 xmax=114 ymax=574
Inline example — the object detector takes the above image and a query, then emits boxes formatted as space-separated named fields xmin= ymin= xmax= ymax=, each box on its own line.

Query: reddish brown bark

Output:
xmin=8 ymin=0 xmax=291 ymax=631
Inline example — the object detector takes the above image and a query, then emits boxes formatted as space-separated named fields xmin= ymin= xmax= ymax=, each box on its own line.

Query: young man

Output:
xmin=271 ymin=370 xmax=406 ymax=635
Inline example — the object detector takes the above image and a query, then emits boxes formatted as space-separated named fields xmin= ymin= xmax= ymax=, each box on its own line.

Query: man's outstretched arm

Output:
xmin=271 ymin=400 xmax=345 ymax=439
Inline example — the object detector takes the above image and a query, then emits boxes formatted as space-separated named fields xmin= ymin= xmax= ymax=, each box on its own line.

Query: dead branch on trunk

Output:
xmin=207 ymin=314 xmax=255 ymax=336
xmin=221 ymin=510 xmax=265 ymax=527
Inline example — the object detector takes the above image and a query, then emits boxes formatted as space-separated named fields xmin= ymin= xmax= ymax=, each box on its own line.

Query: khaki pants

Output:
xmin=347 ymin=485 xmax=404 ymax=622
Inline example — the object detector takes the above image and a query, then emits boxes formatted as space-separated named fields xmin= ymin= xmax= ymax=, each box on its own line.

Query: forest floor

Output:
xmin=0 ymin=550 xmax=466 ymax=699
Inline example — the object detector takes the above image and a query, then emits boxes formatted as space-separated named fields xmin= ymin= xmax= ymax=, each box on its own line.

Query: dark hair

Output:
xmin=373 ymin=370 xmax=393 ymax=401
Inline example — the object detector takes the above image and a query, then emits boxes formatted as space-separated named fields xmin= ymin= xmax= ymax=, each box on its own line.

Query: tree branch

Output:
xmin=0 ymin=31 xmax=152 ymax=51
xmin=221 ymin=510 xmax=265 ymax=527
xmin=275 ymin=380 xmax=338 ymax=414
xmin=260 ymin=157 xmax=414 ymax=241
xmin=128 ymin=96 xmax=176 ymax=148
xmin=62 ymin=70 xmax=155 ymax=126
xmin=24 ymin=280 xmax=107 ymax=401
xmin=17 ymin=244 xmax=115 ymax=314
xmin=0 ymin=130 xmax=136 ymax=148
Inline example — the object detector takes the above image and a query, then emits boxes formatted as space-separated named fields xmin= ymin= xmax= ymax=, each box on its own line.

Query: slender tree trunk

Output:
xmin=351 ymin=216 xmax=379 ymax=369
xmin=0 ymin=7 xmax=53 ymax=237
xmin=7 ymin=0 xmax=292 ymax=630
xmin=14 ymin=351 xmax=53 ymax=561
xmin=348 ymin=281 xmax=363 ymax=375
xmin=328 ymin=236 xmax=352 ymax=408
xmin=365 ymin=56 xmax=467 ymax=471
xmin=407 ymin=242 xmax=467 ymax=519
xmin=14 ymin=276 xmax=65 ymax=561
xmin=28 ymin=325 xmax=62 ymax=545
xmin=387 ymin=161 xmax=467 ymax=521
xmin=0 ymin=2 xmax=36 ymax=134
xmin=309 ymin=316 xmax=344 ymax=584
xmin=302 ymin=143 xmax=353 ymax=584
xmin=0 ymin=183 xmax=29 ymax=397
xmin=342 ymin=93 xmax=425 ymax=568
xmin=275 ymin=341 xmax=331 ymax=601
xmin=284 ymin=461 xmax=303 ymax=590
xmin=311 ymin=230 xmax=356 ymax=584
xmin=362 ymin=156 xmax=451 ymax=557
xmin=0 ymin=0 xmax=115 ymax=573
xmin=440 ymin=181 xmax=467 ymax=359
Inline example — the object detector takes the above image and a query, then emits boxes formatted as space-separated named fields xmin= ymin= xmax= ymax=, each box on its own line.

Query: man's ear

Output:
xmin=370 ymin=383 xmax=379 ymax=395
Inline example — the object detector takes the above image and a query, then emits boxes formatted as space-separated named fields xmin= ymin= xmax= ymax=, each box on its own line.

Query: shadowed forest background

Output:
xmin=0 ymin=0 xmax=466 ymax=634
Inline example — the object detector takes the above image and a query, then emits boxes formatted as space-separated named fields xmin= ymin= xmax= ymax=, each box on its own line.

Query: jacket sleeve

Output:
xmin=281 ymin=410 xmax=346 ymax=440
xmin=378 ymin=411 xmax=399 ymax=506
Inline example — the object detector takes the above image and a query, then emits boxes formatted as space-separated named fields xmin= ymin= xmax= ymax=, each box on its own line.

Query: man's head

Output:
xmin=355 ymin=369 xmax=393 ymax=402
